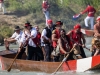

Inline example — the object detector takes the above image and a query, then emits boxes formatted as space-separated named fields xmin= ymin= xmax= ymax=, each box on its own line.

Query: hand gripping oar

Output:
xmin=7 ymin=42 xmax=26 ymax=72
xmin=53 ymin=46 xmax=75 ymax=75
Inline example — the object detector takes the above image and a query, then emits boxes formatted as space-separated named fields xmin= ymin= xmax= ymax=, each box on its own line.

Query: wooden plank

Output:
xmin=81 ymin=29 xmax=94 ymax=36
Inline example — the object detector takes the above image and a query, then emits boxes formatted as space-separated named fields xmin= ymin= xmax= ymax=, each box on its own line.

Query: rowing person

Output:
xmin=33 ymin=25 xmax=44 ymax=61
xmin=89 ymin=16 xmax=100 ymax=56
xmin=18 ymin=22 xmax=42 ymax=60
xmin=52 ymin=21 xmax=63 ymax=62
xmin=41 ymin=19 xmax=54 ymax=61
xmin=58 ymin=29 xmax=74 ymax=61
xmin=4 ymin=26 xmax=23 ymax=51
xmin=67 ymin=24 xmax=86 ymax=59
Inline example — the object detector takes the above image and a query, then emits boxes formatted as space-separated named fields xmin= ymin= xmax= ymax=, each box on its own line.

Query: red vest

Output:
xmin=52 ymin=29 xmax=60 ymax=48
xmin=71 ymin=30 xmax=82 ymax=44
xmin=32 ymin=32 xmax=41 ymax=47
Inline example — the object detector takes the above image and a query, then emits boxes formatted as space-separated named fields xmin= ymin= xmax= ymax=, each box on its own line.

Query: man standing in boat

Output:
xmin=52 ymin=21 xmax=63 ymax=62
xmin=90 ymin=16 xmax=100 ymax=56
xmin=4 ymin=26 xmax=23 ymax=51
xmin=42 ymin=0 xmax=50 ymax=26
xmin=33 ymin=25 xmax=44 ymax=61
xmin=80 ymin=4 xmax=96 ymax=29
xmin=41 ymin=19 xmax=54 ymax=61
xmin=67 ymin=24 xmax=86 ymax=58
xmin=18 ymin=22 xmax=41 ymax=60
xmin=0 ymin=0 xmax=6 ymax=14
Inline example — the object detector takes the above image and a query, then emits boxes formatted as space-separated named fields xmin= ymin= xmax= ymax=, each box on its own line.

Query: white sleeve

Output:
xmin=11 ymin=32 xmax=16 ymax=39
xmin=41 ymin=29 xmax=48 ymax=40
xmin=31 ymin=29 xmax=37 ymax=38
xmin=20 ymin=33 xmax=26 ymax=44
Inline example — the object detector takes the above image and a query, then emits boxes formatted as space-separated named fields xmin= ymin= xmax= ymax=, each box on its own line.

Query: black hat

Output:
xmin=14 ymin=26 xmax=20 ymax=30
xmin=24 ymin=22 xmax=32 ymax=27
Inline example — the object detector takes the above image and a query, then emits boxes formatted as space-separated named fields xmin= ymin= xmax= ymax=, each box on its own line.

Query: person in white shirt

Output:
xmin=4 ymin=26 xmax=23 ymax=51
xmin=41 ymin=19 xmax=54 ymax=61
xmin=18 ymin=22 xmax=40 ymax=60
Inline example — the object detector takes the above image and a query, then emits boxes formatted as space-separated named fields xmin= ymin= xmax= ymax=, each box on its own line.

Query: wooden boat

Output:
xmin=81 ymin=29 xmax=94 ymax=36
xmin=0 ymin=50 xmax=100 ymax=73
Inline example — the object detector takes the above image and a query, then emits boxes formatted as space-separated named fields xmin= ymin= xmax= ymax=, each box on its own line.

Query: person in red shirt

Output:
xmin=0 ymin=0 xmax=6 ymax=14
xmin=67 ymin=24 xmax=86 ymax=58
xmin=52 ymin=21 xmax=63 ymax=61
xmin=90 ymin=16 xmax=100 ymax=56
xmin=42 ymin=0 xmax=50 ymax=26
xmin=80 ymin=4 xmax=96 ymax=29
xmin=34 ymin=25 xmax=44 ymax=61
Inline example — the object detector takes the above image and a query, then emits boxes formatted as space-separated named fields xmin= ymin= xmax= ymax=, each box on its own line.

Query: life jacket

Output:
xmin=71 ymin=30 xmax=82 ymax=44
xmin=52 ymin=29 xmax=60 ymax=48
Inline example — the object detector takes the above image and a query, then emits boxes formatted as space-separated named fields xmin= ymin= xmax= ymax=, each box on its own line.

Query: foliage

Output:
xmin=0 ymin=26 xmax=13 ymax=38
xmin=1 ymin=0 xmax=100 ymax=39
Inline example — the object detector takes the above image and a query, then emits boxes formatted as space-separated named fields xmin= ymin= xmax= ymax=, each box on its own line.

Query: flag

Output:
xmin=72 ymin=14 xmax=81 ymax=20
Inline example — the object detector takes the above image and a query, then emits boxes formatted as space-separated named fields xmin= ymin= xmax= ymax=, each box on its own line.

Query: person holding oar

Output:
xmin=90 ymin=16 xmax=100 ymax=56
xmin=4 ymin=26 xmax=23 ymax=51
xmin=57 ymin=29 xmax=74 ymax=61
xmin=52 ymin=21 xmax=63 ymax=62
xmin=18 ymin=22 xmax=43 ymax=60
xmin=67 ymin=24 xmax=86 ymax=59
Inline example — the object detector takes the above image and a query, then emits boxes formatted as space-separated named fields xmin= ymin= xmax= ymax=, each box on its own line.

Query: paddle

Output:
xmin=53 ymin=46 xmax=75 ymax=75
xmin=7 ymin=42 xmax=26 ymax=72
xmin=7 ymin=52 xmax=20 ymax=72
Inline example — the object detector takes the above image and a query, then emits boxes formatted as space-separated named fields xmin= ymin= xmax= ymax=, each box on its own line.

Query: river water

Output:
xmin=0 ymin=37 xmax=100 ymax=75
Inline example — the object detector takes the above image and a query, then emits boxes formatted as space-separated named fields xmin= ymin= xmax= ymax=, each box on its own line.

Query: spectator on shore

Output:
xmin=80 ymin=4 xmax=96 ymax=29
xmin=42 ymin=0 xmax=50 ymax=26
xmin=0 ymin=0 xmax=6 ymax=14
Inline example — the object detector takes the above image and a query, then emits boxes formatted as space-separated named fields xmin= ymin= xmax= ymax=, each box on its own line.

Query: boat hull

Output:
xmin=0 ymin=50 xmax=100 ymax=73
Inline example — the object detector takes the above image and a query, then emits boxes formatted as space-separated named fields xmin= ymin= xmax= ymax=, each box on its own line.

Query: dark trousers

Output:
xmin=27 ymin=45 xmax=43 ymax=61
xmin=80 ymin=46 xmax=86 ymax=58
xmin=44 ymin=44 xmax=52 ymax=61
xmin=32 ymin=47 xmax=44 ymax=61
xmin=17 ymin=48 xmax=26 ymax=59
xmin=53 ymin=56 xmax=60 ymax=62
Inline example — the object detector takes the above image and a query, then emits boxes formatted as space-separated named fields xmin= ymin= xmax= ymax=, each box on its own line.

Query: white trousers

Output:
xmin=84 ymin=16 xmax=94 ymax=29
xmin=43 ymin=11 xmax=50 ymax=26
xmin=0 ymin=3 xmax=6 ymax=14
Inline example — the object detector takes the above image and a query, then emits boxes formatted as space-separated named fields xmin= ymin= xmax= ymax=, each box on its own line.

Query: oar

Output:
xmin=78 ymin=44 xmax=90 ymax=51
xmin=53 ymin=46 xmax=75 ymax=75
xmin=7 ymin=52 xmax=20 ymax=72
xmin=7 ymin=42 xmax=26 ymax=72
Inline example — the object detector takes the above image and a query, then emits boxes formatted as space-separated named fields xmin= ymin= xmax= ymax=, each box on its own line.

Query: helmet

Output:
xmin=47 ymin=19 xmax=53 ymax=24
xmin=74 ymin=24 xmax=81 ymax=29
